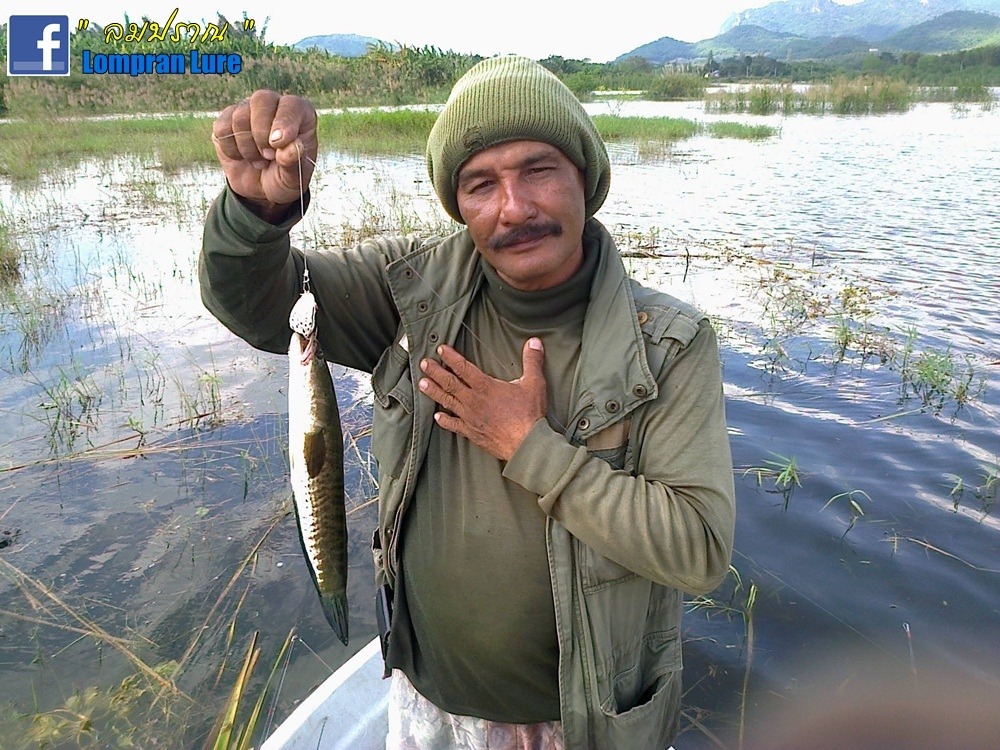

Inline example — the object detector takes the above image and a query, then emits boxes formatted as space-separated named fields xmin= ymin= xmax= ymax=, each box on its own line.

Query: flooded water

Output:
xmin=0 ymin=100 xmax=997 ymax=748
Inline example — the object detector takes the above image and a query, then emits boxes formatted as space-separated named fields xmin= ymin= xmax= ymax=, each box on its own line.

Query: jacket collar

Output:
xmin=383 ymin=219 xmax=657 ymax=438
xmin=574 ymin=219 xmax=657 ymax=438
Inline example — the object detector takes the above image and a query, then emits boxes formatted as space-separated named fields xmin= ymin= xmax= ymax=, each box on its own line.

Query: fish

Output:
xmin=287 ymin=289 xmax=349 ymax=645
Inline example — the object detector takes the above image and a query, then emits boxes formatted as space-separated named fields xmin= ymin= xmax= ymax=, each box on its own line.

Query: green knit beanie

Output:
xmin=426 ymin=56 xmax=611 ymax=224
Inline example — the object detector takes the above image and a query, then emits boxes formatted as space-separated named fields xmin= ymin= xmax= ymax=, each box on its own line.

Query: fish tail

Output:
xmin=320 ymin=592 xmax=349 ymax=646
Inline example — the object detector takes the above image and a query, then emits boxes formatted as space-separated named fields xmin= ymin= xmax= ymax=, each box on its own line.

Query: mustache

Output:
xmin=488 ymin=221 xmax=562 ymax=250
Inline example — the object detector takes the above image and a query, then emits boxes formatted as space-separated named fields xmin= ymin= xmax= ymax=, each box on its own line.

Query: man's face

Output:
xmin=456 ymin=140 xmax=586 ymax=292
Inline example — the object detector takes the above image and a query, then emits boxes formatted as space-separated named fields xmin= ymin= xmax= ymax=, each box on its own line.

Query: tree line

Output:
xmin=0 ymin=20 xmax=997 ymax=116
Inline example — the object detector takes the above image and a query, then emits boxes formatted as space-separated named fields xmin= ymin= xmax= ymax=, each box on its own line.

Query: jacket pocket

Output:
xmin=370 ymin=342 xmax=413 ymax=479
xmin=582 ymin=548 xmax=638 ymax=592
xmin=596 ymin=666 xmax=681 ymax=747
xmin=594 ymin=630 xmax=682 ymax=747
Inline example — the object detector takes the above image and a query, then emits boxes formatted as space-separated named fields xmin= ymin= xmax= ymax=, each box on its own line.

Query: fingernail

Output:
xmin=437 ymin=346 xmax=444 ymax=356
xmin=529 ymin=338 xmax=543 ymax=351
xmin=261 ymin=147 xmax=275 ymax=160
xmin=420 ymin=359 xmax=428 ymax=371
xmin=251 ymin=160 xmax=266 ymax=170
xmin=269 ymin=129 xmax=282 ymax=142
xmin=418 ymin=379 xmax=428 ymax=391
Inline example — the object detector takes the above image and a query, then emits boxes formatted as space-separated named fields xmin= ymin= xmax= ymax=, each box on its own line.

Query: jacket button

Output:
xmin=416 ymin=301 xmax=429 ymax=313
xmin=606 ymin=400 xmax=620 ymax=413
xmin=577 ymin=417 xmax=590 ymax=431
xmin=428 ymin=332 xmax=439 ymax=343
xmin=637 ymin=311 xmax=649 ymax=325
xmin=633 ymin=384 xmax=648 ymax=398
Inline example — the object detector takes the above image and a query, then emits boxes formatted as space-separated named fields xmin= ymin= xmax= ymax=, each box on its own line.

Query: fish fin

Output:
xmin=320 ymin=592 xmax=349 ymax=646
xmin=304 ymin=431 xmax=326 ymax=478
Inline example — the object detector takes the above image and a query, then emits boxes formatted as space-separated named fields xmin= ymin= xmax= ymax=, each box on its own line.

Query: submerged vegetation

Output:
xmin=946 ymin=463 xmax=999 ymax=519
xmin=0 ymin=208 xmax=22 ymax=285
xmin=743 ymin=257 xmax=990 ymax=416
xmin=744 ymin=453 xmax=803 ymax=509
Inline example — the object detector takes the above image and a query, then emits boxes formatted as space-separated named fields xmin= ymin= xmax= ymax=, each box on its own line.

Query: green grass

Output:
xmin=594 ymin=115 xmax=778 ymax=150
xmin=593 ymin=114 xmax=701 ymax=142
xmin=642 ymin=74 xmax=709 ymax=101
xmin=318 ymin=109 xmax=438 ymax=154
xmin=0 ymin=115 xmax=217 ymax=181
xmin=946 ymin=463 xmax=998 ymax=519
xmin=744 ymin=452 xmax=802 ymax=509
xmin=705 ymin=78 xmax=915 ymax=116
xmin=705 ymin=122 xmax=777 ymax=140
xmin=0 ymin=107 xmax=778 ymax=182
xmin=0 ymin=208 xmax=21 ymax=284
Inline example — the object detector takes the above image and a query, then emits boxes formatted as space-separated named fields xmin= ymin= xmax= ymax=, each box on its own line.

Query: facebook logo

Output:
xmin=7 ymin=15 xmax=71 ymax=76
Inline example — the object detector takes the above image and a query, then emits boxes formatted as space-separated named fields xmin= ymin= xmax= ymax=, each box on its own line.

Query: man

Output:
xmin=200 ymin=56 xmax=735 ymax=750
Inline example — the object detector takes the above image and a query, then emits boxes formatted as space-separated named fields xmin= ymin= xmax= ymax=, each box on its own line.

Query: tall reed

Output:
xmin=706 ymin=77 xmax=914 ymax=115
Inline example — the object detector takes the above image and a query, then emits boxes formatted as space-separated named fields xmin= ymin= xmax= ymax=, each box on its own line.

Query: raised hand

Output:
xmin=211 ymin=89 xmax=318 ymax=221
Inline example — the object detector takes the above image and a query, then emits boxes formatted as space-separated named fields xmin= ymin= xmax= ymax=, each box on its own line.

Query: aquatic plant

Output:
xmin=897 ymin=342 xmax=983 ymax=412
xmin=34 ymin=365 xmax=104 ymax=453
xmin=705 ymin=77 xmax=914 ymax=116
xmin=737 ymin=251 xmax=986 ymax=415
xmin=0 ymin=513 xmax=304 ymax=749
xmin=172 ymin=365 xmax=226 ymax=428
xmin=830 ymin=281 xmax=897 ymax=366
xmin=748 ymin=85 xmax=778 ymax=115
xmin=0 ymin=115 xmax=218 ymax=183
xmin=318 ymin=109 xmax=439 ymax=155
xmin=23 ymin=666 xmax=180 ymax=749
xmin=686 ymin=565 xmax=758 ymax=750
xmin=0 ymin=208 xmax=22 ymax=285
xmin=642 ymin=73 xmax=708 ymax=101
xmin=945 ymin=463 xmax=999 ymax=519
xmin=744 ymin=453 xmax=802 ymax=509
xmin=705 ymin=122 xmax=777 ymax=140
xmin=593 ymin=114 xmax=701 ymax=143
xmin=205 ymin=629 xmax=296 ymax=750
xmin=0 ymin=108 xmax=770 ymax=183
xmin=823 ymin=489 xmax=871 ymax=536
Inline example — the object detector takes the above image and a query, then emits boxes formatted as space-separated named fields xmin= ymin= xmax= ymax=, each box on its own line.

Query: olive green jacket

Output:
xmin=199 ymin=187 xmax=735 ymax=750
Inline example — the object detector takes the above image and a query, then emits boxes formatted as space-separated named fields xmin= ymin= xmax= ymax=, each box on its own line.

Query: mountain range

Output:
xmin=293 ymin=0 xmax=1000 ymax=62
xmin=294 ymin=33 xmax=387 ymax=56
xmin=721 ymin=0 xmax=1000 ymax=41
xmin=621 ymin=9 xmax=1000 ymax=64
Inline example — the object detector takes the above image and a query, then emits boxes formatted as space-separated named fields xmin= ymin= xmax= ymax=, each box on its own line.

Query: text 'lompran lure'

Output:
xmin=80 ymin=50 xmax=242 ymax=76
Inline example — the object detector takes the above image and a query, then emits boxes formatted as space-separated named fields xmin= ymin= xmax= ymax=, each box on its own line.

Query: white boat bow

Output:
xmin=261 ymin=637 xmax=389 ymax=750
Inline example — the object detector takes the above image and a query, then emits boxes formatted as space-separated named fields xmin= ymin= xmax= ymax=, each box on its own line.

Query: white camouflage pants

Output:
xmin=386 ymin=670 xmax=565 ymax=750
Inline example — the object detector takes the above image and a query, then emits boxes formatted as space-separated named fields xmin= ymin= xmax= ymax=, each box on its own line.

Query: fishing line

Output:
xmin=212 ymin=130 xmax=490 ymax=376
xmin=732 ymin=548 xmax=907 ymax=666
xmin=297 ymin=146 xmax=533 ymax=387
xmin=262 ymin=631 xmax=299 ymax=740
xmin=294 ymin=139 xmax=311 ymax=294
xmin=295 ymin=634 xmax=335 ymax=672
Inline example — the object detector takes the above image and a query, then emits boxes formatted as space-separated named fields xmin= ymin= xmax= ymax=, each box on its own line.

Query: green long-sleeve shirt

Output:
xmin=389 ymin=248 xmax=598 ymax=721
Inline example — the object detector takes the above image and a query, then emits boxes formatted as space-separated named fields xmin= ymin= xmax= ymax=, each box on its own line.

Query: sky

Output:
xmin=5 ymin=1 xmax=862 ymax=63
